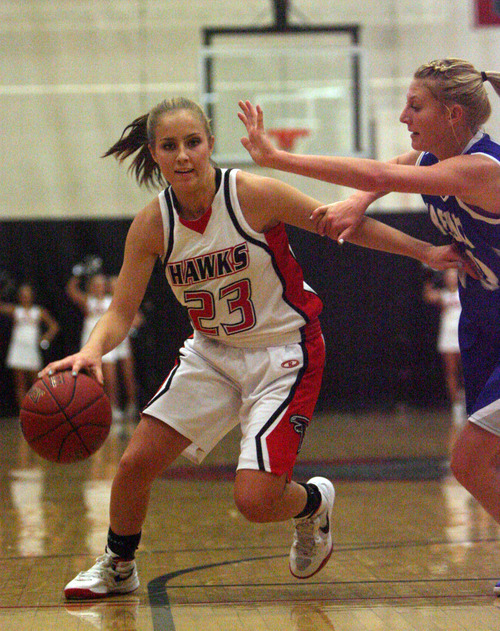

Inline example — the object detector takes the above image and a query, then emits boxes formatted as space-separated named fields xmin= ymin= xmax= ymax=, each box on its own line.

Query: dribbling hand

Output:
xmin=38 ymin=348 xmax=104 ymax=385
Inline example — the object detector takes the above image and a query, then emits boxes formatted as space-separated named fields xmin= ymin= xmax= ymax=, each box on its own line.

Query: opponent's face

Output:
xmin=399 ymin=80 xmax=453 ymax=157
xmin=150 ymin=110 xmax=215 ymax=190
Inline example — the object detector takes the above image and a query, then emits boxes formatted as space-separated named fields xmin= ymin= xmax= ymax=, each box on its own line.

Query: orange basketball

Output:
xmin=20 ymin=370 xmax=111 ymax=463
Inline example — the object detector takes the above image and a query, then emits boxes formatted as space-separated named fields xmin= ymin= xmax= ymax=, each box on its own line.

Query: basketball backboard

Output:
xmin=200 ymin=26 xmax=370 ymax=166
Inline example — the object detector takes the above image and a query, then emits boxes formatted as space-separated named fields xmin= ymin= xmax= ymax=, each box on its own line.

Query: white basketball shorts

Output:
xmin=142 ymin=327 xmax=325 ymax=479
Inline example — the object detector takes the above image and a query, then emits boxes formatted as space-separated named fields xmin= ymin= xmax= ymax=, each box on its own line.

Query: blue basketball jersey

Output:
xmin=418 ymin=132 xmax=500 ymax=418
xmin=418 ymin=132 xmax=500 ymax=326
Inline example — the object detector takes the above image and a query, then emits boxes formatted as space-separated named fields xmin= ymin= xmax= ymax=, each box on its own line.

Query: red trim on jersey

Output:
xmin=178 ymin=207 xmax=212 ymax=234
xmin=265 ymin=331 xmax=325 ymax=480
xmin=264 ymin=222 xmax=323 ymax=322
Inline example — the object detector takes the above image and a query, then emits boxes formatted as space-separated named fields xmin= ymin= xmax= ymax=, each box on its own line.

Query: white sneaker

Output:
xmin=289 ymin=477 xmax=335 ymax=579
xmin=64 ymin=553 xmax=139 ymax=600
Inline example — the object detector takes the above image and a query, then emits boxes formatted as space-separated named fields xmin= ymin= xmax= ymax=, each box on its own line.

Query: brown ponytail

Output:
xmin=103 ymin=97 xmax=213 ymax=189
xmin=103 ymin=113 xmax=164 ymax=189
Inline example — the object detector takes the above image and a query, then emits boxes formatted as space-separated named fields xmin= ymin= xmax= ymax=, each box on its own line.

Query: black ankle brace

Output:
xmin=107 ymin=527 xmax=141 ymax=560
xmin=294 ymin=482 xmax=322 ymax=519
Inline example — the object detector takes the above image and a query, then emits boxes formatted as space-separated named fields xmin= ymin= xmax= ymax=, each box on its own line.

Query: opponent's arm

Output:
xmin=235 ymin=170 xmax=473 ymax=276
xmin=239 ymin=100 xmax=500 ymax=213
xmin=310 ymin=153 xmax=418 ymax=241
xmin=348 ymin=216 xmax=476 ymax=276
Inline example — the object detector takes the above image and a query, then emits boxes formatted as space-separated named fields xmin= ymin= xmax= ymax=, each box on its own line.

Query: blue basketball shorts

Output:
xmin=460 ymin=316 xmax=500 ymax=436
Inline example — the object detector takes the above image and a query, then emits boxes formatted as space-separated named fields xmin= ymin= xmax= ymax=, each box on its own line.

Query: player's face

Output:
xmin=399 ymin=80 xmax=452 ymax=157
xmin=150 ymin=110 xmax=215 ymax=190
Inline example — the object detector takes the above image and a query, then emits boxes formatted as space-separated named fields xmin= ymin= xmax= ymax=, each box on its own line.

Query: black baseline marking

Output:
xmin=147 ymin=554 xmax=283 ymax=631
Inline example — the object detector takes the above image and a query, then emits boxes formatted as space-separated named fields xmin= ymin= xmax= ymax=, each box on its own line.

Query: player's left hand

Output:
xmin=238 ymin=100 xmax=278 ymax=167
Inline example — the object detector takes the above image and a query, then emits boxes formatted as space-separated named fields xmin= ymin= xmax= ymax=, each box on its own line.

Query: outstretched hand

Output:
xmin=238 ymin=100 xmax=279 ymax=167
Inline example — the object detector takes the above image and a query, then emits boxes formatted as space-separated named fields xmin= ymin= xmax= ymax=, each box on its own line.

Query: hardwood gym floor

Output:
xmin=1 ymin=406 xmax=500 ymax=630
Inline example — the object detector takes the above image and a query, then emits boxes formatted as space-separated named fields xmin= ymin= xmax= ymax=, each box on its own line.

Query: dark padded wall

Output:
xmin=0 ymin=213 xmax=447 ymax=416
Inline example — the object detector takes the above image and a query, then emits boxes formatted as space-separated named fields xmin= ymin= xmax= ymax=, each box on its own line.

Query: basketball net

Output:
xmin=267 ymin=128 xmax=310 ymax=151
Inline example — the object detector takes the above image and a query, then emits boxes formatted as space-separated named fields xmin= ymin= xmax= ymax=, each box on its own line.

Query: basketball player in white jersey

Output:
xmin=40 ymin=97 xmax=466 ymax=599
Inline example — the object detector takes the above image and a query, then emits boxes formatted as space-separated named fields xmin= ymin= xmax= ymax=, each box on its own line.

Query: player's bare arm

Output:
xmin=104 ymin=200 xmax=163 ymax=336
xmin=235 ymin=170 xmax=321 ymax=234
xmin=240 ymin=99 xmax=500 ymax=215
xmin=376 ymin=153 xmax=500 ymax=211
xmin=238 ymin=100 xmax=424 ymax=189
xmin=310 ymin=152 xmax=418 ymax=239
xmin=348 ymin=216 xmax=477 ymax=277
xmin=39 ymin=200 xmax=162 ymax=381
xmin=73 ymin=202 xmax=161 ymax=365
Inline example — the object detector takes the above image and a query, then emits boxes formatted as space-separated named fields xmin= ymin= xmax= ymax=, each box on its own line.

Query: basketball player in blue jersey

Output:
xmin=41 ymin=96 xmax=466 ymax=599
xmin=239 ymin=57 xmax=500 ymax=594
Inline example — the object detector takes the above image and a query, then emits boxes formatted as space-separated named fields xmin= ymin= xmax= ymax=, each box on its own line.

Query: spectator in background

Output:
xmin=66 ymin=271 xmax=143 ymax=422
xmin=423 ymin=268 xmax=465 ymax=427
xmin=0 ymin=283 xmax=59 ymax=410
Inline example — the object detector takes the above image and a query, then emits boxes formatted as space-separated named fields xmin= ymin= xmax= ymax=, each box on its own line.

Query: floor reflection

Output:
xmin=65 ymin=598 xmax=141 ymax=631
xmin=441 ymin=472 xmax=500 ymax=567
xmin=1 ymin=417 xmax=135 ymax=560
xmin=290 ymin=604 xmax=336 ymax=630
xmin=1 ymin=409 xmax=499 ymax=630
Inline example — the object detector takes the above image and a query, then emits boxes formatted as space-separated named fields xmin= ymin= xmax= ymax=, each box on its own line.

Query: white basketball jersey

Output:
xmin=158 ymin=168 xmax=322 ymax=348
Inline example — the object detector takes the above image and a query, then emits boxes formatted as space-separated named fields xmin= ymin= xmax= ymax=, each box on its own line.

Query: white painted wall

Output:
xmin=0 ymin=0 xmax=498 ymax=217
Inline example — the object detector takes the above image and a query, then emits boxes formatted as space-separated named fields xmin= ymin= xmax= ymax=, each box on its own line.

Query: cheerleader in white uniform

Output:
xmin=66 ymin=273 xmax=120 ymax=416
xmin=423 ymin=269 xmax=465 ymax=426
xmin=1 ymin=283 xmax=59 ymax=409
